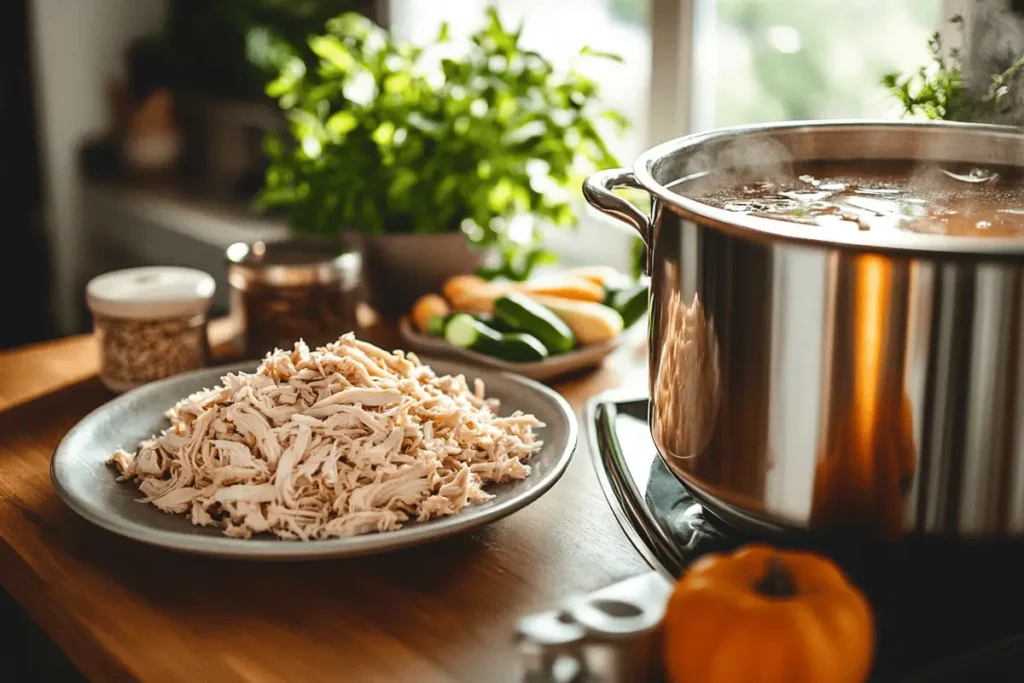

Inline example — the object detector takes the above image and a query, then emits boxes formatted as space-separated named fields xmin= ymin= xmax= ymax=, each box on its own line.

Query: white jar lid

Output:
xmin=86 ymin=266 xmax=216 ymax=320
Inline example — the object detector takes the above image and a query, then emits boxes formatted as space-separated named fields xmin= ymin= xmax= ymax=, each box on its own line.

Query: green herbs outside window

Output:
xmin=882 ymin=14 xmax=1024 ymax=125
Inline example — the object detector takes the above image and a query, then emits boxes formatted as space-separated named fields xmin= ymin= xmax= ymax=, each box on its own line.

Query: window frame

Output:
xmin=649 ymin=0 xmax=716 ymax=139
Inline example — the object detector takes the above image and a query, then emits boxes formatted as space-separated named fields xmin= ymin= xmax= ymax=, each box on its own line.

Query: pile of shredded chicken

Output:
xmin=108 ymin=335 xmax=544 ymax=540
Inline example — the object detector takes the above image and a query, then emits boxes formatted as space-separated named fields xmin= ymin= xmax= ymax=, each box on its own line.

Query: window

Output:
xmin=711 ymin=0 xmax=942 ymax=127
xmin=389 ymin=0 xmax=651 ymax=163
xmin=385 ymin=0 xmax=958 ymax=270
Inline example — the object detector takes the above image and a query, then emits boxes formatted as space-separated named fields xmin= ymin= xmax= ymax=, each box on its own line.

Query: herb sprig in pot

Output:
xmin=257 ymin=11 xmax=628 ymax=313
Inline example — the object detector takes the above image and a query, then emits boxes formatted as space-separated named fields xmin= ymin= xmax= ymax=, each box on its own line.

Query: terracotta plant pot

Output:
xmin=363 ymin=232 xmax=484 ymax=315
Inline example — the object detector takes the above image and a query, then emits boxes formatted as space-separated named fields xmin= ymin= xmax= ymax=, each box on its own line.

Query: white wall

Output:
xmin=29 ymin=0 xmax=168 ymax=334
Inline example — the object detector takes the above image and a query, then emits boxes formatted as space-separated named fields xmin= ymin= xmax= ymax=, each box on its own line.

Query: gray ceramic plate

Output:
xmin=51 ymin=359 xmax=577 ymax=560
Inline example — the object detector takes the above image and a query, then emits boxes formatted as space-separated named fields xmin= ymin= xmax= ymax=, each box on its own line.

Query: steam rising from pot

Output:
xmin=681 ymin=136 xmax=795 ymax=190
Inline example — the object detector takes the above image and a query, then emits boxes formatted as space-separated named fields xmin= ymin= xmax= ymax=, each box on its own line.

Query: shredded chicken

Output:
xmin=108 ymin=335 xmax=544 ymax=540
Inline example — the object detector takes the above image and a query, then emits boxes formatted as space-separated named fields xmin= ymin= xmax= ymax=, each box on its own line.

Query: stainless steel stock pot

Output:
xmin=584 ymin=121 xmax=1024 ymax=539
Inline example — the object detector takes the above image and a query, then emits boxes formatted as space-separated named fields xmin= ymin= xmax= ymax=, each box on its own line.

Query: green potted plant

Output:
xmin=256 ymin=10 xmax=627 ymax=314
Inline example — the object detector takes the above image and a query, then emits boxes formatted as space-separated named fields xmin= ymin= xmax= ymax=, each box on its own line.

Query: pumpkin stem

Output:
xmin=755 ymin=557 xmax=798 ymax=598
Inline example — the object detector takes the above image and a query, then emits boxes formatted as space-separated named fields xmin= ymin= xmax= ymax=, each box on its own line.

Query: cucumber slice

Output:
xmin=493 ymin=292 xmax=575 ymax=353
xmin=445 ymin=313 xmax=488 ymax=348
xmin=426 ymin=314 xmax=451 ymax=336
xmin=478 ymin=312 xmax=516 ymax=333
xmin=444 ymin=313 xmax=548 ymax=362
xmin=431 ymin=312 xmax=512 ymax=336
xmin=494 ymin=333 xmax=549 ymax=362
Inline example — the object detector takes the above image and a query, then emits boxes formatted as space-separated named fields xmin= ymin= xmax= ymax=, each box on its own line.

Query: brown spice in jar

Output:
xmin=236 ymin=281 xmax=358 ymax=357
xmin=227 ymin=239 xmax=361 ymax=358
xmin=96 ymin=314 xmax=208 ymax=386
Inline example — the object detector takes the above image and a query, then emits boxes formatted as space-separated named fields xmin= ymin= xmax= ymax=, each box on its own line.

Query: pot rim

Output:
xmin=633 ymin=119 xmax=1024 ymax=258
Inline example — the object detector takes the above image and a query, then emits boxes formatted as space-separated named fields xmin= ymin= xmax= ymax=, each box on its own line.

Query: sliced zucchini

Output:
xmin=493 ymin=292 xmax=575 ymax=353
xmin=445 ymin=313 xmax=486 ymax=348
xmin=529 ymin=295 xmax=624 ymax=345
xmin=497 ymin=333 xmax=550 ymax=362
xmin=429 ymin=312 xmax=513 ymax=336
xmin=426 ymin=314 xmax=451 ymax=337
xmin=475 ymin=312 xmax=515 ymax=333
xmin=444 ymin=313 xmax=548 ymax=362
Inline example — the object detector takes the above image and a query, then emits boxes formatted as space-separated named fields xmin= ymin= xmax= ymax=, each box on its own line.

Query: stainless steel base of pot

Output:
xmin=587 ymin=391 xmax=1024 ymax=683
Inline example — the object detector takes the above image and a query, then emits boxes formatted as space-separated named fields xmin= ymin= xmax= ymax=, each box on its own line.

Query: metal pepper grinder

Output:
xmin=516 ymin=572 xmax=673 ymax=683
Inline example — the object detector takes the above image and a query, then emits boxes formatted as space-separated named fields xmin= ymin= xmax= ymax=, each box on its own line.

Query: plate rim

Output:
xmin=51 ymin=357 xmax=578 ymax=560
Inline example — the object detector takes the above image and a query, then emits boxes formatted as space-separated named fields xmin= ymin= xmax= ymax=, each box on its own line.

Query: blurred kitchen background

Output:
xmin=1 ymin=0 xmax=995 ymax=349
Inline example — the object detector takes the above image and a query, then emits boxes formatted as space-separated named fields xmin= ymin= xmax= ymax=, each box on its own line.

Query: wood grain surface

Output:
xmin=0 ymin=323 xmax=652 ymax=683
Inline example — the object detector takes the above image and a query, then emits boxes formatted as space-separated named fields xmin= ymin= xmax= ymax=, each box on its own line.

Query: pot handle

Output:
xmin=582 ymin=168 xmax=652 ymax=247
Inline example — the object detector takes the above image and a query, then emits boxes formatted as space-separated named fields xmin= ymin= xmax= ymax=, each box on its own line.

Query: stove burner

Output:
xmin=589 ymin=395 xmax=1024 ymax=682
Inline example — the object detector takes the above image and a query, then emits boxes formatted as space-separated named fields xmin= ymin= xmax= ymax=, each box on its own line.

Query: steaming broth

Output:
xmin=684 ymin=161 xmax=1024 ymax=238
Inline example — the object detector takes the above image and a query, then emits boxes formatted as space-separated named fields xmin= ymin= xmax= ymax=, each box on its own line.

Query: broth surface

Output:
xmin=682 ymin=161 xmax=1024 ymax=238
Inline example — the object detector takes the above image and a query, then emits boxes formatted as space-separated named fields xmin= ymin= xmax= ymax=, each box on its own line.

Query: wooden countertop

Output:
xmin=0 ymin=323 xmax=652 ymax=683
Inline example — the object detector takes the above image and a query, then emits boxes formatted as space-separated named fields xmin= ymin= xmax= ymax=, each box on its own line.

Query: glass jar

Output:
xmin=86 ymin=267 xmax=215 ymax=393
xmin=225 ymin=238 xmax=362 ymax=358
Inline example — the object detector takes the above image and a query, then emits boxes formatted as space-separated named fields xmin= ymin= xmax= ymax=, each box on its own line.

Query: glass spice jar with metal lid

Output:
xmin=226 ymin=238 xmax=362 ymax=357
xmin=86 ymin=266 xmax=216 ymax=393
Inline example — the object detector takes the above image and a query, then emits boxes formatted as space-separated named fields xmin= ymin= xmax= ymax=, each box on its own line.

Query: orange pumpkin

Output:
xmin=662 ymin=544 xmax=874 ymax=683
